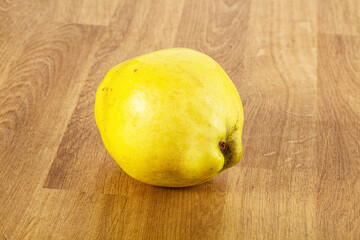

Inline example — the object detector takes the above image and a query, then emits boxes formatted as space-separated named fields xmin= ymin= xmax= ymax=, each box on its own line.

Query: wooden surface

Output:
xmin=0 ymin=0 xmax=359 ymax=239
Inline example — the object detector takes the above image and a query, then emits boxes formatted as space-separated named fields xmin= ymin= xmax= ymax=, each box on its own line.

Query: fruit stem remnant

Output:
xmin=219 ymin=141 xmax=229 ymax=154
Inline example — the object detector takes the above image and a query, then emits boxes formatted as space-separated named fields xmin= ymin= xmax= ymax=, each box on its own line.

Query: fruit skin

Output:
xmin=94 ymin=48 xmax=244 ymax=187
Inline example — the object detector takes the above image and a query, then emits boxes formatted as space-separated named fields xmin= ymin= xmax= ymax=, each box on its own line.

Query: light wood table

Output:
xmin=1 ymin=0 xmax=359 ymax=239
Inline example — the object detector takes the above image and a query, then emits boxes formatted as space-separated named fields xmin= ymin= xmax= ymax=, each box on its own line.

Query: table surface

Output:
xmin=1 ymin=0 xmax=359 ymax=239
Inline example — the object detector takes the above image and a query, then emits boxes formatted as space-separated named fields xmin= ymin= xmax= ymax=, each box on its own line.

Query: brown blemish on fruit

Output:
xmin=134 ymin=68 xmax=138 ymax=73
xmin=219 ymin=141 xmax=229 ymax=154
xmin=220 ymin=139 xmax=240 ymax=172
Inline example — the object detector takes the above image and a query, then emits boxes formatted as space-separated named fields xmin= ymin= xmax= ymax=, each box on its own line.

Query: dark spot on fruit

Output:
xmin=219 ymin=141 xmax=229 ymax=154
xmin=102 ymin=87 xmax=108 ymax=91
xmin=220 ymin=139 xmax=239 ymax=171
xmin=134 ymin=68 xmax=138 ymax=73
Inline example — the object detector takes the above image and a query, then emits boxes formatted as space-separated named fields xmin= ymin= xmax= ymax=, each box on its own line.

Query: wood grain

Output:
xmin=0 ymin=0 xmax=359 ymax=239
xmin=318 ymin=0 xmax=360 ymax=35
xmin=0 ymin=21 xmax=105 ymax=238
xmin=316 ymin=33 xmax=360 ymax=239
